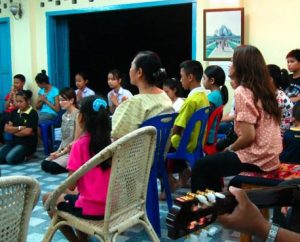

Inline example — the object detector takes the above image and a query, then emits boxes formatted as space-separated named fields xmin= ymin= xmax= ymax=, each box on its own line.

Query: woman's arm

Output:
xmin=228 ymin=121 xmax=255 ymax=151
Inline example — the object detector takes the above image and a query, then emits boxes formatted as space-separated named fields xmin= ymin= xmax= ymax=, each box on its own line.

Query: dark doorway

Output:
xmin=67 ymin=3 xmax=192 ymax=96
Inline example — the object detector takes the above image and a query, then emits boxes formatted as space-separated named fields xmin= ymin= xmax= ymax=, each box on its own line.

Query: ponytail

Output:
xmin=220 ymin=85 xmax=228 ymax=105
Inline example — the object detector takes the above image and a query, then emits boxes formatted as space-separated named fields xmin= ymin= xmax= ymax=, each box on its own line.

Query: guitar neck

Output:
xmin=167 ymin=185 xmax=300 ymax=240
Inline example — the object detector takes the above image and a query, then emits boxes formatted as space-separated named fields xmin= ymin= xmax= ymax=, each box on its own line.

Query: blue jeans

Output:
xmin=0 ymin=143 xmax=30 ymax=165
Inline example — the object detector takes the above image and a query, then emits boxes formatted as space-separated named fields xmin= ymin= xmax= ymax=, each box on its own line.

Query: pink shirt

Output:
xmin=234 ymin=86 xmax=282 ymax=171
xmin=67 ymin=133 xmax=111 ymax=216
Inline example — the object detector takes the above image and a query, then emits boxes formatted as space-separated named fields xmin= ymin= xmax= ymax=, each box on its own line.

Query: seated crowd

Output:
xmin=0 ymin=47 xmax=300 ymax=241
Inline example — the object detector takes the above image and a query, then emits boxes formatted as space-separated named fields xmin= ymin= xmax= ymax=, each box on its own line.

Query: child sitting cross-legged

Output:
xmin=43 ymin=96 xmax=111 ymax=242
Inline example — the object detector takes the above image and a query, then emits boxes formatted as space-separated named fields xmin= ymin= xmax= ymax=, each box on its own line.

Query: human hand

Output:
xmin=49 ymin=152 xmax=58 ymax=160
xmin=281 ymin=206 xmax=290 ymax=216
xmin=217 ymin=186 xmax=270 ymax=239
xmin=39 ymin=94 xmax=46 ymax=102
xmin=110 ymin=93 xmax=119 ymax=106
xmin=77 ymin=90 xmax=83 ymax=100
xmin=121 ymin=96 xmax=128 ymax=102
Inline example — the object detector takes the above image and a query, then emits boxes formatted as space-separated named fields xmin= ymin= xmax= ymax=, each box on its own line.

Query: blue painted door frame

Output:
xmin=46 ymin=0 xmax=197 ymax=89
xmin=47 ymin=17 xmax=70 ymax=89
xmin=0 ymin=18 xmax=12 ymax=112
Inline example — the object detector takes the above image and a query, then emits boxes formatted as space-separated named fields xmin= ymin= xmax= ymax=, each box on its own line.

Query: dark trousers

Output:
xmin=191 ymin=151 xmax=261 ymax=192
xmin=273 ymin=178 xmax=300 ymax=233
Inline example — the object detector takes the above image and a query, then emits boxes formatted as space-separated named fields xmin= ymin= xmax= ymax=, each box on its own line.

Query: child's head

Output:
xmin=75 ymin=72 xmax=89 ymax=90
xmin=203 ymin=65 xmax=228 ymax=105
xmin=267 ymin=64 xmax=289 ymax=90
xmin=130 ymin=51 xmax=167 ymax=87
xmin=286 ymin=49 xmax=300 ymax=74
xmin=35 ymin=70 xmax=49 ymax=88
xmin=293 ymin=103 xmax=300 ymax=123
xmin=13 ymin=74 xmax=26 ymax=91
xmin=16 ymin=90 xmax=32 ymax=111
xmin=59 ymin=87 xmax=77 ymax=110
xmin=163 ymin=78 xmax=183 ymax=101
xmin=107 ymin=69 xmax=123 ymax=90
xmin=79 ymin=95 xmax=111 ymax=170
xmin=179 ymin=60 xmax=203 ymax=90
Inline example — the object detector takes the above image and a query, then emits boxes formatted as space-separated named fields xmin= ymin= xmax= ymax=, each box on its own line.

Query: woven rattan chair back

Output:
xmin=43 ymin=126 xmax=159 ymax=242
xmin=0 ymin=176 xmax=40 ymax=242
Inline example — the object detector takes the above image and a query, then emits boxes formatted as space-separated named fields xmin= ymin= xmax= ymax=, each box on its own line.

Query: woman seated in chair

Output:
xmin=0 ymin=90 xmax=38 ymax=165
xmin=43 ymin=96 xmax=111 ymax=242
xmin=191 ymin=45 xmax=283 ymax=192
xmin=35 ymin=70 xmax=60 ymax=123
xmin=111 ymin=51 xmax=173 ymax=140
xmin=41 ymin=87 xmax=81 ymax=174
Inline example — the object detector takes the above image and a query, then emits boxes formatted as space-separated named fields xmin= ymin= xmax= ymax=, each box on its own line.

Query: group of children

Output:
xmin=1 ymin=47 xmax=300 ymax=241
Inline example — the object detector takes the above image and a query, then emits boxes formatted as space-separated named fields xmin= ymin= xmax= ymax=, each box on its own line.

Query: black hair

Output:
xmin=180 ymin=60 xmax=203 ymax=82
xmin=133 ymin=51 xmax=167 ymax=85
xmin=16 ymin=90 xmax=32 ymax=102
xmin=163 ymin=78 xmax=183 ymax=97
xmin=267 ymin=64 xmax=290 ymax=90
xmin=59 ymin=87 xmax=77 ymax=107
xmin=76 ymin=72 xmax=88 ymax=81
xmin=80 ymin=95 xmax=111 ymax=170
xmin=286 ymin=49 xmax=300 ymax=62
xmin=14 ymin=74 xmax=26 ymax=83
xmin=293 ymin=103 xmax=300 ymax=122
xmin=35 ymin=70 xmax=49 ymax=84
xmin=108 ymin=69 xmax=126 ymax=86
xmin=204 ymin=65 xmax=228 ymax=105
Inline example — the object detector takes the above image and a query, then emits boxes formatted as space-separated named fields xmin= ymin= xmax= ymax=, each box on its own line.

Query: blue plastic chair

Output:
xmin=39 ymin=110 xmax=64 ymax=155
xmin=141 ymin=112 xmax=177 ymax=237
xmin=167 ymin=106 xmax=210 ymax=169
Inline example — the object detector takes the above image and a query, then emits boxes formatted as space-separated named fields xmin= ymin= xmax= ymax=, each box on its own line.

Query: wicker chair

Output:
xmin=0 ymin=176 xmax=40 ymax=242
xmin=43 ymin=126 xmax=159 ymax=242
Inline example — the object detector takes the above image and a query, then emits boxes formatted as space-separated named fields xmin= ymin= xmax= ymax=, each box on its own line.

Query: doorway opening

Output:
xmin=48 ymin=2 xmax=194 ymax=96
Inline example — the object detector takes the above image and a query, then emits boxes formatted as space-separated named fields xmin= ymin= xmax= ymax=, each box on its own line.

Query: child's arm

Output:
xmin=290 ymin=95 xmax=300 ymax=103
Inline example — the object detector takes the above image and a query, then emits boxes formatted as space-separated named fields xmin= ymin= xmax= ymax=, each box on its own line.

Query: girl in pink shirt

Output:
xmin=52 ymin=96 xmax=111 ymax=242
xmin=191 ymin=45 xmax=282 ymax=192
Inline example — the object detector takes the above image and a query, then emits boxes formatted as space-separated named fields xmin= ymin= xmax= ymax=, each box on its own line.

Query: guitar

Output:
xmin=166 ymin=185 xmax=300 ymax=239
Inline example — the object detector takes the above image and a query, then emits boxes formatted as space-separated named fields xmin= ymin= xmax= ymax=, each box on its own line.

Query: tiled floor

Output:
xmin=0 ymin=153 xmax=243 ymax=242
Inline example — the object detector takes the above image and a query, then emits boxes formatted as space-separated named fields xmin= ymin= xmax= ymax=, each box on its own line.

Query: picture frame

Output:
xmin=203 ymin=8 xmax=244 ymax=61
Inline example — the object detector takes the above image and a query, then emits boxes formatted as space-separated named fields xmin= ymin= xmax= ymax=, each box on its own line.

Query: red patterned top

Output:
xmin=234 ymin=86 xmax=282 ymax=171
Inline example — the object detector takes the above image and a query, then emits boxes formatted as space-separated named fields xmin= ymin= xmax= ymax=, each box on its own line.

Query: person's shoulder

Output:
xmin=51 ymin=86 xmax=59 ymax=95
xmin=74 ymin=133 xmax=90 ymax=146
xmin=86 ymin=87 xmax=95 ymax=94
xmin=235 ymin=85 xmax=253 ymax=97
xmin=122 ymin=88 xmax=133 ymax=96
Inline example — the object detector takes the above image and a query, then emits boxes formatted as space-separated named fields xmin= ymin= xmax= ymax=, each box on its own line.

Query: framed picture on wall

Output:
xmin=203 ymin=8 xmax=244 ymax=61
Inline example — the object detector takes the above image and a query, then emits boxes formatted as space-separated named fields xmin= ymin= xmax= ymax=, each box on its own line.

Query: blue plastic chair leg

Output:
xmin=161 ymin=168 xmax=173 ymax=210
xmin=146 ymin=167 xmax=161 ymax=237
xmin=40 ymin=125 xmax=50 ymax=155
